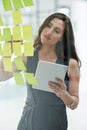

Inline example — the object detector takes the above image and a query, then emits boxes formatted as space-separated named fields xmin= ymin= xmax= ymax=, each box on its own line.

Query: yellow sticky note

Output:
xmin=23 ymin=0 xmax=34 ymax=6
xmin=22 ymin=25 xmax=32 ymax=40
xmin=24 ymin=72 xmax=38 ymax=86
xmin=0 ymin=16 xmax=4 ymax=26
xmin=2 ymin=0 xmax=13 ymax=11
xmin=12 ymin=26 xmax=22 ymax=40
xmin=23 ymin=42 xmax=34 ymax=56
xmin=3 ymin=28 xmax=11 ymax=41
xmin=2 ymin=43 xmax=12 ymax=56
xmin=13 ymin=42 xmax=22 ymax=56
xmin=0 ymin=30 xmax=3 ymax=41
xmin=12 ymin=10 xmax=22 ymax=25
xmin=12 ymin=0 xmax=23 ymax=9
xmin=14 ymin=57 xmax=26 ymax=71
xmin=3 ymin=58 xmax=12 ymax=72
xmin=13 ymin=72 xmax=25 ymax=85
xmin=0 ymin=44 xmax=2 ymax=56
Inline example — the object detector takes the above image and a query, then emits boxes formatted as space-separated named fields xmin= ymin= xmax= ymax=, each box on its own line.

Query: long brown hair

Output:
xmin=33 ymin=13 xmax=81 ymax=66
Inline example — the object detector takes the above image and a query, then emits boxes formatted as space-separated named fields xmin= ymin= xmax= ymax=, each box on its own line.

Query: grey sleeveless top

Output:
xmin=25 ymin=51 xmax=69 ymax=110
xmin=17 ymin=50 xmax=69 ymax=130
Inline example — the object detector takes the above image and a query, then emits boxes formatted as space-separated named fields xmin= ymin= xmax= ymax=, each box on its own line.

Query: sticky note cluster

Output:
xmin=2 ymin=0 xmax=34 ymax=11
xmin=0 ymin=10 xmax=22 ymax=26
xmin=2 ymin=57 xmax=38 ymax=86
xmin=0 ymin=25 xmax=33 ymax=41
xmin=0 ymin=0 xmax=37 ymax=87
xmin=0 ymin=42 xmax=34 ymax=57
xmin=13 ymin=72 xmax=38 ymax=86
xmin=0 ymin=24 xmax=34 ymax=85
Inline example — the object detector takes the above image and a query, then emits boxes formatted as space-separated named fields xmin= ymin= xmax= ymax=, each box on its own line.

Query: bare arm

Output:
xmin=0 ymin=57 xmax=27 ymax=81
xmin=66 ymin=59 xmax=80 ymax=109
xmin=48 ymin=59 xmax=80 ymax=110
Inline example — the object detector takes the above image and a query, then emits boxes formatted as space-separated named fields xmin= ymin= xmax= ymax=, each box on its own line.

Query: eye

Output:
xmin=54 ymin=29 xmax=60 ymax=34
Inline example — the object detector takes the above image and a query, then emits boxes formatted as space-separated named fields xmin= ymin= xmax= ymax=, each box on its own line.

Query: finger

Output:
xmin=55 ymin=78 xmax=63 ymax=86
xmin=55 ymin=78 xmax=66 ymax=89
xmin=49 ymin=85 xmax=60 ymax=93
xmin=48 ymin=81 xmax=61 ymax=88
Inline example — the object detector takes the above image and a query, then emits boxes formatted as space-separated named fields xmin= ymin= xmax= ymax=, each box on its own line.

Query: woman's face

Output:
xmin=41 ymin=18 xmax=65 ymax=46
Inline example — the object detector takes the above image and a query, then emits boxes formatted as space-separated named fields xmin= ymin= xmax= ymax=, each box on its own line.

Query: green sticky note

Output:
xmin=0 ymin=30 xmax=3 ymax=41
xmin=2 ymin=43 xmax=12 ymax=56
xmin=3 ymin=58 xmax=12 ymax=72
xmin=12 ymin=26 xmax=22 ymax=40
xmin=24 ymin=72 xmax=38 ymax=86
xmin=3 ymin=28 xmax=11 ymax=41
xmin=0 ymin=16 xmax=4 ymax=26
xmin=14 ymin=57 xmax=26 ymax=71
xmin=12 ymin=0 xmax=23 ymax=9
xmin=13 ymin=72 xmax=25 ymax=85
xmin=23 ymin=42 xmax=34 ymax=56
xmin=2 ymin=0 xmax=13 ymax=11
xmin=0 ymin=44 xmax=2 ymax=56
xmin=22 ymin=25 xmax=32 ymax=40
xmin=13 ymin=42 xmax=22 ymax=56
xmin=23 ymin=0 xmax=34 ymax=6
xmin=12 ymin=10 xmax=22 ymax=25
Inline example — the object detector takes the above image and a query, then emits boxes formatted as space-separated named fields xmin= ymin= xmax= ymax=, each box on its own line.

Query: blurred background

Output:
xmin=0 ymin=0 xmax=87 ymax=129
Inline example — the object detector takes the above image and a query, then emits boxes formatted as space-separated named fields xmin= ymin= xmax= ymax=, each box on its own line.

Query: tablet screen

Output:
xmin=32 ymin=60 xmax=68 ymax=92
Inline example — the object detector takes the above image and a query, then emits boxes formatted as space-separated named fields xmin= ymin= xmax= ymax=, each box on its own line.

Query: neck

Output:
xmin=38 ymin=46 xmax=57 ymax=62
xmin=40 ymin=45 xmax=56 ymax=55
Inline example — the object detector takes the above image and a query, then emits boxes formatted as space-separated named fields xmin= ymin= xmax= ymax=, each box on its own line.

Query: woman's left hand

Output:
xmin=48 ymin=78 xmax=67 ymax=97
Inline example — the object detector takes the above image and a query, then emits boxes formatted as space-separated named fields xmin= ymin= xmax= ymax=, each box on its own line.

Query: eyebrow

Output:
xmin=49 ymin=21 xmax=62 ymax=31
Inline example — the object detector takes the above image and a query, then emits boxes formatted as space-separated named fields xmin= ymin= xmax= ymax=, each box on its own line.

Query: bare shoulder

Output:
xmin=69 ymin=58 xmax=79 ymax=68
xmin=68 ymin=58 xmax=80 ymax=78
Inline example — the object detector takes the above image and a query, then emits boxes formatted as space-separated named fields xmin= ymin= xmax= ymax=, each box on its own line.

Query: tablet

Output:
xmin=32 ymin=60 xmax=68 ymax=92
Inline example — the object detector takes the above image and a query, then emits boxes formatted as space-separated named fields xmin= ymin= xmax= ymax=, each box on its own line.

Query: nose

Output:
xmin=47 ymin=28 xmax=53 ymax=35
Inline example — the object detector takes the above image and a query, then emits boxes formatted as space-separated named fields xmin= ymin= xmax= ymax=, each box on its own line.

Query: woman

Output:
xmin=0 ymin=13 xmax=81 ymax=130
